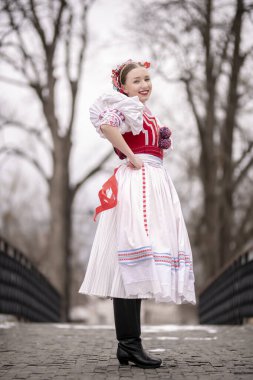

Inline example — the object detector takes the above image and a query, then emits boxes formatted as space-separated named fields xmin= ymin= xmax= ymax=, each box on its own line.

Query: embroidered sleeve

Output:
xmin=98 ymin=108 xmax=125 ymax=131
xmin=89 ymin=91 xmax=144 ymax=138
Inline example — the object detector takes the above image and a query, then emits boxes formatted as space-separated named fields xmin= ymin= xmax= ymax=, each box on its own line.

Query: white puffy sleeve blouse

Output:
xmin=89 ymin=91 xmax=144 ymax=138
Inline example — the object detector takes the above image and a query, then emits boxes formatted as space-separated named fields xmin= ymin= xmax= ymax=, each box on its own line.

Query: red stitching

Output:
xmin=118 ymin=248 xmax=151 ymax=256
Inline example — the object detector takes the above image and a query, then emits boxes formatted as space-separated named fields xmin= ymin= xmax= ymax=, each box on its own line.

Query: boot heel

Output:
xmin=117 ymin=346 xmax=130 ymax=365
xmin=118 ymin=359 xmax=129 ymax=365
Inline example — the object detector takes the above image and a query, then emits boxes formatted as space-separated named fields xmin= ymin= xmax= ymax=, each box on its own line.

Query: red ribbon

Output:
xmin=93 ymin=167 xmax=120 ymax=222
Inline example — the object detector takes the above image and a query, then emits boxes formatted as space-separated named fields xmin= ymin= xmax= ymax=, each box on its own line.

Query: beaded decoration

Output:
xmin=111 ymin=59 xmax=151 ymax=94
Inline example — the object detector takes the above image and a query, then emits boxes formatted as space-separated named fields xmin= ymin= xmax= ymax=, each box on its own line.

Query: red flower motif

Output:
xmin=143 ymin=61 xmax=151 ymax=68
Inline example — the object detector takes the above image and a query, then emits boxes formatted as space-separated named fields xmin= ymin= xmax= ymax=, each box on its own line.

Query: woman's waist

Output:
xmin=114 ymin=145 xmax=163 ymax=161
xmin=124 ymin=153 xmax=163 ymax=168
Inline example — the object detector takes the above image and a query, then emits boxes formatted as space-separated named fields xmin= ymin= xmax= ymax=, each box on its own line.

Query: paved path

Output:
xmin=0 ymin=322 xmax=253 ymax=379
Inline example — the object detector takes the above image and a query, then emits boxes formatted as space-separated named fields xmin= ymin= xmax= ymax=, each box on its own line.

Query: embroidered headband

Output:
xmin=111 ymin=59 xmax=151 ymax=94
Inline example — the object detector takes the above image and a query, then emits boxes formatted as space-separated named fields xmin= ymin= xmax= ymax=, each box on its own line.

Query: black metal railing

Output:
xmin=0 ymin=237 xmax=61 ymax=322
xmin=198 ymin=242 xmax=253 ymax=324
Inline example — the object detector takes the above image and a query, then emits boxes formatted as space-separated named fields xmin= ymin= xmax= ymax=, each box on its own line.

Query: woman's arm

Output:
xmin=100 ymin=124 xmax=143 ymax=170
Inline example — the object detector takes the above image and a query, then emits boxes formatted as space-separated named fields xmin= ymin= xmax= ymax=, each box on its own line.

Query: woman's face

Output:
xmin=122 ymin=67 xmax=152 ymax=103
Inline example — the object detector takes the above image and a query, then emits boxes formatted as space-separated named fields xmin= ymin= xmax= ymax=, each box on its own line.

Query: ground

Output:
xmin=0 ymin=322 xmax=253 ymax=379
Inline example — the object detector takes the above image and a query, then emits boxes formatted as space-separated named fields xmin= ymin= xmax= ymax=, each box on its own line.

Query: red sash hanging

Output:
xmin=93 ymin=166 xmax=120 ymax=222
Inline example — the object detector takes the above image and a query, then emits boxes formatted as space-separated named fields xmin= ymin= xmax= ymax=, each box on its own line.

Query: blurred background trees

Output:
xmin=129 ymin=0 xmax=253 ymax=281
xmin=0 ymin=0 xmax=114 ymax=320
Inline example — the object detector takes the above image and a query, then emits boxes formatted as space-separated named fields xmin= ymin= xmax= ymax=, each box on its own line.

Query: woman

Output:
xmin=79 ymin=59 xmax=196 ymax=369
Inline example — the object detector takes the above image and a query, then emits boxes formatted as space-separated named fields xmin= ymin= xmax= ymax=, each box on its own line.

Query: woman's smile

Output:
xmin=139 ymin=90 xmax=149 ymax=95
xmin=122 ymin=67 xmax=152 ymax=103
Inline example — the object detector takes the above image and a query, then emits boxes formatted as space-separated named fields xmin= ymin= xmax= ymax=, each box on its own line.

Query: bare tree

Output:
xmin=130 ymin=0 xmax=253 ymax=281
xmin=0 ymin=0 xmax=113 ymax=320
xmin=0 ymin=163 xmax=49 ymax=264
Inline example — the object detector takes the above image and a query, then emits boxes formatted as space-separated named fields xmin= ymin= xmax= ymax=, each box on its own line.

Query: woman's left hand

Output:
xmin=127 ymin=155 xmax=143 ymax=170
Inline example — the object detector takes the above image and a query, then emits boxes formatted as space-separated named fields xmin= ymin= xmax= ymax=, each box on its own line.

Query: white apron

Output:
xmin=79 ymin=153 xmax=196 ymax=304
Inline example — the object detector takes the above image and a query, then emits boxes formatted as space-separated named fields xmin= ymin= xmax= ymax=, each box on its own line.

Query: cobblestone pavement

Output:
xmin=0 ymin=322 xmax=253 ymax=379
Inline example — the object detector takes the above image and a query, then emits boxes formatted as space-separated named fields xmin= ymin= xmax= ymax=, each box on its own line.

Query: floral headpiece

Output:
xmin=111 ymin=59 xmax=151 ymax=94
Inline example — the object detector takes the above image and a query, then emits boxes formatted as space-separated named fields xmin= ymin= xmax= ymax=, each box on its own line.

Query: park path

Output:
xmin=0 ymin=322 xmax=253 ymax=379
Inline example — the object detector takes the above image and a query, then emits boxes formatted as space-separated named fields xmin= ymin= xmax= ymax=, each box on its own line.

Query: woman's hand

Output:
xmin=100 ymin=124 xmax=143 ymax=170
xmin=127 ymin=155 xmax=143 ymax=170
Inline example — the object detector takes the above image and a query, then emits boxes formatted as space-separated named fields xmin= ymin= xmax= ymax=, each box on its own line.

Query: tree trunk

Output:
xmin=47 ymin=136 xmax=72 ymax=321
xmin=193 ymin=0 xmax=220 ymax=278
xmin=218 ymin=0 xmax=243 ymax=267
xmin=198 ymin=136 xmax=220 ymax=278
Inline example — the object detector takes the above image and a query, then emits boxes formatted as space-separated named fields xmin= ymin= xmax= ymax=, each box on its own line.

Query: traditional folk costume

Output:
xmin=79 ymin=61 xmax=196 ymax=306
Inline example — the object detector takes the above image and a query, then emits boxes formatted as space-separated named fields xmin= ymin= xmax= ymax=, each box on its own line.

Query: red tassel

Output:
xmin=93 ymin=167 xmax=120 ymax=222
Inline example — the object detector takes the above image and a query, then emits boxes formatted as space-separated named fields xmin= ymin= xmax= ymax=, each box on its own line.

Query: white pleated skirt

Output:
xmin=79 ymin=153 xmax=196 ymax=304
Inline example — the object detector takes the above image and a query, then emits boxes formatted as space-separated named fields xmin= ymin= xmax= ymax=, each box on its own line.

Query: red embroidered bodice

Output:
xmin=92 ymin=106 xmax=168 ymax=221
xmin=114 ymin=112 xmax=163 ymax=160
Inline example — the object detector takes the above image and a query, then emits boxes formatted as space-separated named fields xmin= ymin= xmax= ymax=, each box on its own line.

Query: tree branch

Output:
xmin=232 ymin=223 xmax=253 ymax=257
xmin=214 ymin=20 xmax=233 ymax=79
xmin=66 ymin=1 xmax=89 ymax=137
xmin=0 ymin=2 xmax=45 ymax=98
xmin=238 ymin=198 xmax=253 ymax=238
xmin=0 ymin=118 xmax=53 ymax=154
xmin=64 ymin=9 xmax=73 ymax=83
xmin=233 ymin=140 xmax=253 ymax=170
xmin=77 ymin=2 xmax=89 ymax=81
xmin=233 ymin=154 xmax=253 ymax=190
xmin=71 ymin=149 xmax=114 ymax=198
xmin=0 ymin=51 xmax=29 ymax=81
xmin=29 ymin=0 xmax=48 ymax=51
xmin=0 ymin=75 xmax=30 ymax=88
xmin=6 ymin=0 xmax=42 ymax=86
xmin=0 ymin=146 xmax=50 ymax=185
xmin=182 ymin=75 xmax=205 ymax=142
xmin=202 ymin=0 xmax=215 ymax=82
xmin=51 ymin=0 xmax=66 ymax=51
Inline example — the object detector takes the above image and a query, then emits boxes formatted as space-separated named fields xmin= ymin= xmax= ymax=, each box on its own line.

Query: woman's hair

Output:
xmin=111 ymin=60 xmax=150 ymax=94
xmin=120 ymin=62 xmax=146 ymax=86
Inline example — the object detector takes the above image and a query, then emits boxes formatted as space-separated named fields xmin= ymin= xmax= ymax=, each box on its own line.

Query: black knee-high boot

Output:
xmin=112 ymin=298 xmax=162 ymax=368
